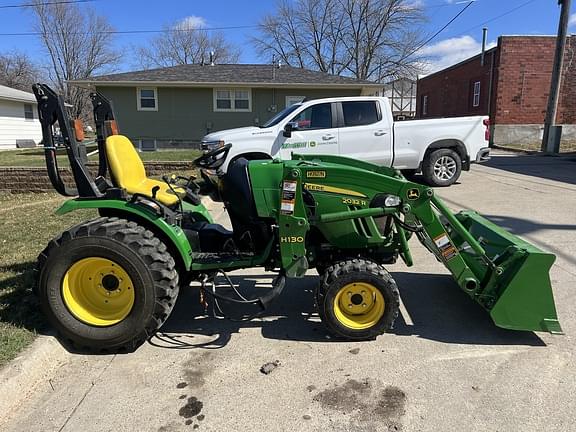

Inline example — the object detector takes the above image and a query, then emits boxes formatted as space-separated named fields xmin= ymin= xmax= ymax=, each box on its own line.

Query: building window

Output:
xmin=473 ymin=81 xmax=481 ymax=107
xmin=214 ymin=88 xmax=252 ymax=112
xmin=24 ymin=103 xmax=34 ymax=120
xmin=139 ymin=139 xmax=156 ymax=151
xmin=137 ymin=88 xmax=158 ymax=111
xmin=422 ymin=95 xmax=428 ymax=116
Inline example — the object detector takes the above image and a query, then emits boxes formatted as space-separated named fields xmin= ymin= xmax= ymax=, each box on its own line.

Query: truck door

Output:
xmin=337 ymin=100 xmax=393 ymax=167
xmin=279 ymin=102 xmax=339 ymax=159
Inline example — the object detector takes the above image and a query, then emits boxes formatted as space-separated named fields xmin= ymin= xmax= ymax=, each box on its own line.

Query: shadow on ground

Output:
xmin=149 ymin=271 xmax=544 ymax=350
xmin=0 ymin=261 xmax=47 ymax=333
xmin=484 ymin=153 xmax=576 ymax=185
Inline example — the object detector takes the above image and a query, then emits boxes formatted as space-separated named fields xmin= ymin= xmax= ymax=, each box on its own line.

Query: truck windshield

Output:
xmin=261 ymin=104 xmax=302 ymax=128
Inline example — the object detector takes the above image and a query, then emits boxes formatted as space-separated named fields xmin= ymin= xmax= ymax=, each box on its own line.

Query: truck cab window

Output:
xmin=342 ymin=101 xmax=380 ymax=126
xmin=290 ymin=103 xmax=332 ymax=130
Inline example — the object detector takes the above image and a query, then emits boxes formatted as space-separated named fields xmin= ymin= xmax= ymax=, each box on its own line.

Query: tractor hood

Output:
xmin=202 ymin=126 xmax=275 ymax=144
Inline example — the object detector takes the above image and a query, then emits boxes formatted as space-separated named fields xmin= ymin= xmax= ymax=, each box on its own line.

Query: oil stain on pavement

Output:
xmin=312 ymin=379 xmax=406 ymax=431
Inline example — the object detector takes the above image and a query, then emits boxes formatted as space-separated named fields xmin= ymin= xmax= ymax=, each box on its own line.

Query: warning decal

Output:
xmin=433 ymin=233 xmax=458 ymax=261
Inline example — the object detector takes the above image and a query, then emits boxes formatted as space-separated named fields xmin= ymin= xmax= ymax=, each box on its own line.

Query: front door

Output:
xmin=279 ymin=102 xmax=339 ymax=159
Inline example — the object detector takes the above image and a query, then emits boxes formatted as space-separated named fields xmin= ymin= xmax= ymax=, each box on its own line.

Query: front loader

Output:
xmin=32 ymin=84 xmax=562 ymax=351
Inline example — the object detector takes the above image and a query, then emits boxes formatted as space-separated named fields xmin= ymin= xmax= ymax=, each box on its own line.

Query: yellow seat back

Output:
xmin=105 ymin=135 xmax=180 ymax=206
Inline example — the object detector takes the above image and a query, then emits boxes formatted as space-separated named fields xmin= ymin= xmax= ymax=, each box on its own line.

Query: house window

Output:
xmin=24 ymin=103 xmax=34 ymax=120
xmin=472 ymin=81 xmax=481 ymax=107
xmin=214 ymin=88 xmax=252 ymax=112
xmin=137 ymin=88 xmax=158 ymax=111
xmin=422 ymin=95 xmax=428 ymax=116
xmin=285 ymin=96 xmax=305 ymax=107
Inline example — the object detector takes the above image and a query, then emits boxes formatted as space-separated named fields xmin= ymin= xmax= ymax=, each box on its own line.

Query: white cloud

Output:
xmin=418 ymin=35 xmax=497 ymax=75
xmin=569 ymin=13 xmax=576 ymax=28
xmin=175 ymin=16 xmax=208 ymax=30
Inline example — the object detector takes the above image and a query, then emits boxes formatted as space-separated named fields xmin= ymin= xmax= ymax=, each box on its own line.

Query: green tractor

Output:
xmin=32 ymin=84 xmax=562 ymax=352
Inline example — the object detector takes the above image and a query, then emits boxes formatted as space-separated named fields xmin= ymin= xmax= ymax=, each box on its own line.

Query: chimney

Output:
xmin=210 ymin=51 xmax=215 ymax=66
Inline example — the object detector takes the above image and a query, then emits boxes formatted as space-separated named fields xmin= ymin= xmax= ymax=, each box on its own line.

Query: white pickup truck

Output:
xmin=201 ymin=96 xmax=490 ymax=186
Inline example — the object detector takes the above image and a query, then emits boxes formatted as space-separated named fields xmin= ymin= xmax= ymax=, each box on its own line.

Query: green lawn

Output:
xmin=0 ymin=147 xmax=202 ymax=167
xmin=0 ymin=193 xmax=97 ymax=366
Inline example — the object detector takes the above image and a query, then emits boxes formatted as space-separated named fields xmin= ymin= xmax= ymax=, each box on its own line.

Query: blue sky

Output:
xmin=0 ymin=0 xmax=575 ymax=75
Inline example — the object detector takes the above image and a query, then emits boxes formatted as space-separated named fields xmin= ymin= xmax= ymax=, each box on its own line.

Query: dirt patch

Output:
xmin=182 ymin=352 xmax=211 ymax=388
xmin=373 ymin=386 xmax=406 ymax=419
xmin=349 ymin=348 xmax=360 ymax=355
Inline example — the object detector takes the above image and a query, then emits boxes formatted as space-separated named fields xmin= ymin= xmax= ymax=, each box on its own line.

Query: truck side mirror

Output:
xmin=283 ymin=123 xmax=293 ymax=138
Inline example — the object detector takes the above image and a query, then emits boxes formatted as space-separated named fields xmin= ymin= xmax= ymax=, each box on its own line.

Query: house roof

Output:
xmin=71 ymin=64 xmax=382 ymax=89
xmin=0 ymin=84 xmax=36 ymax=104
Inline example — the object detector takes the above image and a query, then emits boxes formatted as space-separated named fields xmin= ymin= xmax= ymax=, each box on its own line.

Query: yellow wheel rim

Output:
xmin=62 ymin=257 xmax=135 ymax=327
xmin=333 ymin=282 xmax=385 ymax=330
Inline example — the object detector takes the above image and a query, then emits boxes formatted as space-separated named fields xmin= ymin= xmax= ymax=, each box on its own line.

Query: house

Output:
xmin=416 ymin=35 xmax=576 ymax=151
xmin=382 ymin=78 xmax=416 ymax=120
xmin=72 ymin=64 xmax=383 ymax=150
xmin=0 ymin=84 xmax=42 ymax=149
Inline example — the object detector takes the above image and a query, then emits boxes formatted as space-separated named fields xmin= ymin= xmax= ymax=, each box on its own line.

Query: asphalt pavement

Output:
xmin=2 ymin=151 xmax=575 ymax=432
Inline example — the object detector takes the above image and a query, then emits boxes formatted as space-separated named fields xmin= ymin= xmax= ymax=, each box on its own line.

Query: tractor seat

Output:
xmin=105 ymin=135 xmax=183 ymax=207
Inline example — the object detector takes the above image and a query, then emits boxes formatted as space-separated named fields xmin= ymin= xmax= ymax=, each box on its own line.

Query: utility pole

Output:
xmin=541 ymin=0 xmax=571 ymax=153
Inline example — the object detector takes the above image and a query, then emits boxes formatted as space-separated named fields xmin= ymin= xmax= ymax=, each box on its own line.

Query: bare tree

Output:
xmin=0 ymin=51 xmax=40 ymax=91
xmin=253 ymin=0 xmax=425 ymax=81
xmin=30 ymin=1 xmax=120 ymax=119
xmin=137 ymin=18 xmax=241 ymax=69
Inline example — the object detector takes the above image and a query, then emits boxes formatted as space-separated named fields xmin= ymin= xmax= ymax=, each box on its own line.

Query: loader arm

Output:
xmin=291 ymin=154 xmax=562 ymax=334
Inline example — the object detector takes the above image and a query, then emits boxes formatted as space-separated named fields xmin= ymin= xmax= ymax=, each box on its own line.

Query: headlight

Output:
xmin=384 ymin=195 xmax=401 ymax=207
xmin=201 ymin=140 xmax=225 ymax=150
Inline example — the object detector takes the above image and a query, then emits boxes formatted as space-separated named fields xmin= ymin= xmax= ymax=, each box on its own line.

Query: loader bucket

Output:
xmin=453 ymin=210 xmax=562 ymax=334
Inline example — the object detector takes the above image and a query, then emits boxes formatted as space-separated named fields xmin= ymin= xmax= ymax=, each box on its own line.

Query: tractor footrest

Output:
xmin=192 ymin=251 xmax=255 ymax=264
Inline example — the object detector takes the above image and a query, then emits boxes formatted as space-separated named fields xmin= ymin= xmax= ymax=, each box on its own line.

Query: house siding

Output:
xmin=96 ymin=86 xmax=360 ymax=145
xmin=0 ymin=99 xmax=42 ymax=149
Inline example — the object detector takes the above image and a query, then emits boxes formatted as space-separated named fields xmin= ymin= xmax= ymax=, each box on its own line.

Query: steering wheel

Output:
xmin=193 ymin=144 xmax=232 ymax=169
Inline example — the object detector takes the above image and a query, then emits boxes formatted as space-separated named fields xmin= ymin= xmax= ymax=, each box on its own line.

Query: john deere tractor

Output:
xmin=32 ymin=84 xmax=562 ymax=352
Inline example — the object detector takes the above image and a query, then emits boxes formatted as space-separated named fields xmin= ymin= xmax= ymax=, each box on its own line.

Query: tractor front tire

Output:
xmin=316 ymin=259 xmax=399 ymax=340
xmin=37 ymin=217 xmax=179 ymax=352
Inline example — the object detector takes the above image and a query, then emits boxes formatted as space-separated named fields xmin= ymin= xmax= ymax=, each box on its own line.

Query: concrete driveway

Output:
xmin=2 ymin=151 xmax=575 ymax=432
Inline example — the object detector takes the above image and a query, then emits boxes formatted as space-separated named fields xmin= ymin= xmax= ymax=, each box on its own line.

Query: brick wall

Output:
xmin=494 ymin=36 xmax=576 ymax=125
xmin=0 ymin=161 xmax=195 ymax=193
xmin=416 ymin=50 xmax=495 ymax=118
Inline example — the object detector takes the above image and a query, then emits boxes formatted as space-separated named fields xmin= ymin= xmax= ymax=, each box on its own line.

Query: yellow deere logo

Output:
xmin=407 ymin=188 xmax=420 ymax=200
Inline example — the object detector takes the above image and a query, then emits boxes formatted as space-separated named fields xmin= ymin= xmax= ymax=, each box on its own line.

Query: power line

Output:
xmin=450 ymin=0 xmax=538 ymax=38
xmin=415 ymin=1 xmax=475 ymax=52
xmin=0 ymin=0 xmax=96 ymax=9
xmin=0 ymin=24 xmax=257 ymax=36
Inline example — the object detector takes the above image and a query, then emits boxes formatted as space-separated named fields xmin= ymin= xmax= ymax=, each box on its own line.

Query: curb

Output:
xmin=0 ymin=334 xmax=70 ymax=427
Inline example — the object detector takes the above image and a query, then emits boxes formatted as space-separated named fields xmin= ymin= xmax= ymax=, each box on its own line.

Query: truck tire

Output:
xmin=422 ymin=148 xmax=462 ymax=187
xmin=37 ymin=217 xmax=179 ymax=352
xmin=316 ymin=259 xmax=399 ymax=340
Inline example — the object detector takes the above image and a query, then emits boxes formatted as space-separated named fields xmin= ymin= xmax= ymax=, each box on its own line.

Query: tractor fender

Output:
xmin=56 ymin=199 xmax=193 ymax=270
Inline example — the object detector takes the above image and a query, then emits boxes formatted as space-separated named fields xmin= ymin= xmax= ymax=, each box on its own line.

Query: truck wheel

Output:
xmin=316 ymin=259 xmax=399 ymax=340
xmin=37 ymin=217 xmax=179 ymax=352
xmin=422 ymin=148 xmax=462 ymax=187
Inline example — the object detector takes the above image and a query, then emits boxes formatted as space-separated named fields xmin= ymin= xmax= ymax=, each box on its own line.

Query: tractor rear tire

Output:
xmin=36 ymin=217 xmax=179 ymax=352
xmin=316 ymin=259 xmax=399 ymax=340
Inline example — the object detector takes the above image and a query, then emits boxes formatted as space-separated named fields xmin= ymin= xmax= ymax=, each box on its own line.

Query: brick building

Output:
xmin=416 ymin=35 xmax=576 ymax=151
